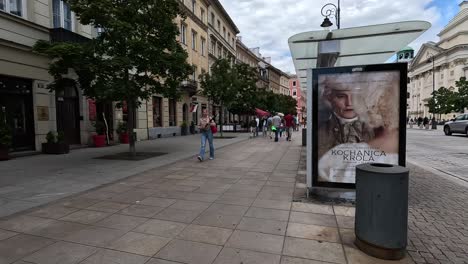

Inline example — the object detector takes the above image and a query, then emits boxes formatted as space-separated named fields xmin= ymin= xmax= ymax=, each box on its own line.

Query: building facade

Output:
xmin=290 ymin=75 xmax=306 ymax=121
xmin=408 ymin=1 xmax=468 ymax=120
xmin=280 ymin=74 xmax=291 ymax=96
xmin=0 ymin=0 xmax=95 ymax=151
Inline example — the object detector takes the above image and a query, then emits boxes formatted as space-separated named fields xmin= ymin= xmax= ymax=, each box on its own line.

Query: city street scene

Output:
xmin=0 ymin=0 xmax=467 ymax=264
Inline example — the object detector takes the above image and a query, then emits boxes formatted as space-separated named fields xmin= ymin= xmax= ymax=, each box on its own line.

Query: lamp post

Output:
xmin=427 ymin=52 xmax=437 ymax=129
xmin=320 ymin=0 xmax=341 ymax=29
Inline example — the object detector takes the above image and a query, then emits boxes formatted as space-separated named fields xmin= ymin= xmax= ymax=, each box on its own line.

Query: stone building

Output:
xmin=408 ymin=1 xmax=468 ymax=120
xmin=290 ymin=75 xmax=306 ymax=121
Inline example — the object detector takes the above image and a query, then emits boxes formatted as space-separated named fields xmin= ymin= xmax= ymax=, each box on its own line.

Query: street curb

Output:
xmin=407 ymin=159 xmax=468 ymax=188
xmin=0 ymin=135 xmax=251 ymax=220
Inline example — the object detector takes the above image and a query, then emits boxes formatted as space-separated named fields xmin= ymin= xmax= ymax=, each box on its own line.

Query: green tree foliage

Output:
xmin=428 ymin=87 xmax=456 ymax=115
xmin=255 ymin=90 xmax=297 ymax=115
xmin=454 ymin=77 xmax=468 ymax=112
xmin=228 ymin=63 xmax=259 ymax=115
xmin=33 ymin=0 xmax=192 ymax=155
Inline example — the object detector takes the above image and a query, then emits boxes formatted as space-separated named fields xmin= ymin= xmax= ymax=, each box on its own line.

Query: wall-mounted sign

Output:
xmin=311 ymin=63 xmax=407 ymax=189
xmin=37 ymin=106 xmax=49 ymax=121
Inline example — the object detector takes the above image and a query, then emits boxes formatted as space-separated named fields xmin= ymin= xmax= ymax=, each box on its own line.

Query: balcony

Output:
xmin=180 ymin=80 xmax=198 ymax=96
xmin=50 ymin=28 xmax=90 ymax=44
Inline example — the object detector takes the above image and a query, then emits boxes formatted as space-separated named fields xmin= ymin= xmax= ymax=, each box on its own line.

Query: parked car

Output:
xmin=443 ymin=114 xmax=468 ymax=136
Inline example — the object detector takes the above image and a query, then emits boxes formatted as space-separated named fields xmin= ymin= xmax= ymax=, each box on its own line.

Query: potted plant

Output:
xmin=116 ymin=121 xmax=129 ymax=144
xmin=0 ymin=116 xmax=11 ymax=161
xmin=42 ymin=131 xmax=70 ymax=154
xmin=181 ymin=121 xmax=188 ymax=136
xmin=93 ymin=121 xmax=107 ymax=147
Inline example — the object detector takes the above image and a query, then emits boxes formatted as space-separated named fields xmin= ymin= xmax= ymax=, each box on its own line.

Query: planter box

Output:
xmin=0 ymin=144 xmax=10 ymax=161
xmin=93 ymin=135 xmax=107 ymax=147
xmin=181 ymin=127 xmax=188 ymax=136
xmin=42 ymin=143 xmax=70 ymax=155
xmin=120 ymin=133 xmax=129 ymax=144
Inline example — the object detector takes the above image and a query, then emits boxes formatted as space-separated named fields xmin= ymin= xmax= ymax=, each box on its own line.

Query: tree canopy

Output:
xmin=427 ymin=77 xmax=468 ymax=116
xmin=34 ymin=0 xmax=192 ymax=155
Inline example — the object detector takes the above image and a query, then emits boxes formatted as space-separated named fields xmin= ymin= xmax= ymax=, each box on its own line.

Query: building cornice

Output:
xmin=207 ymin=0 xmax=240 ymax=34
xmin=438 ymin=9 xmax=468 ymax=37
xmin=209 ymin=29 xmax=235 ymax=55
xmin=236 ymin=40 xmax=261 ymax=64
xmin=410 ymin=44 xmax=468 ymax=71
xmin=438 ymin=31 xmax=468 ymax=44
xmin=178 ymin=2 xmax=208 ymax=31
xmin=0 ymin=11 xmax=49 ymax=33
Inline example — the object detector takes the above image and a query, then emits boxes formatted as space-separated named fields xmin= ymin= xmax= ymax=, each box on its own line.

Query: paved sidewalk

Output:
xmin=0 ymin=133 xmax=415 ymax=264
xmin=0 ymin=133 xmax=249 ymax=217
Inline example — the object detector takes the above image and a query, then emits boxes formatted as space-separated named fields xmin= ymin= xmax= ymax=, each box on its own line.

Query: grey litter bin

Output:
xmin=355 ymin=163 xmax=409 ymax=260
xmin=302 ymin=128 xmax=306 ymax=146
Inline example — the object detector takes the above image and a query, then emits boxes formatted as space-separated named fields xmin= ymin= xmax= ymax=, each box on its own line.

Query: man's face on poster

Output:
xmin=328 ymin=89 xmax=358 ymax=119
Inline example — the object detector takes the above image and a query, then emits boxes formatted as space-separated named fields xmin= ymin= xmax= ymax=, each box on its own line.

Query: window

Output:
xmin=168 ymin=99 xmax=177 ymax=126
xmin=53 ymin=0 xmax=73 ymax=30
xmin=293 ymin=90 xmax=297 ymax=96
xmin=228 ymin=33 xmax=231 ymax=44
xmin=192 ymin=65 xmax=197 ymax=80
xmin=191 ymin=0 xmax=196 ymax=12
xmin=218 ymin=46 xmax=222 ymax=57
xmin=441 ymin=73 xmax=444 ymax=79
xmin=211 ymin=12 xmax=215 ymax=25
xmin=200 ymin=8 xmax=205 ymax=23
xmin=191 ymin=30 xmax=197 ymax=50
xmin=217 ymin=20 xmax=220 ymax=31
xmin=455 ymin=115 xmax=464 ymax=121
xmin=0 ymin=0 xmax=24 ymax=17
xmin=293 ymin=81 xmax=296 ymax=87
xmin=223 ymin=27 xmax=226 ymax=38
xmin=201 ymin=38 xmax=206 ymax=56
xmin=180 ymin=23 xmax=187 ymax=45
xmin=210 ymin=40 xmax=215 ymax=54
xmin=152 ymin=97 xmax=162 ymax=127
xmin=450 ymin=70 xmax=454 ymax=76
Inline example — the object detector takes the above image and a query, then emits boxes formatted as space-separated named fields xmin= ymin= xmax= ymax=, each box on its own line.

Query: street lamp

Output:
xmin=427 ymin=52 xmax=437 ymax=129
xmin=320 ymin=0 xmax=341 ymax=29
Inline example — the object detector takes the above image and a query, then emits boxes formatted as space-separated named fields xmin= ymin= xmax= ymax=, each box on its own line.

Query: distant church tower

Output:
xmin=396 ymin=46 xmax=414 ymax=63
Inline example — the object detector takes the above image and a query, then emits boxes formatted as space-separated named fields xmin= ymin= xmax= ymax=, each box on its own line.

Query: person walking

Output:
xmin=284 ymin=113 xmax=294 ymax=141
xmin=255 ymin=116 xmax=260 ymax=137
xmin=262 ymin=117 xmax=268 ymax=137
xmin=272 ymin=113 xmax=281 ymax=142
xmin=267 ymin=115 xmax=273 ymax=139
xmin=197 ymin=109 xmax=215 ymax=162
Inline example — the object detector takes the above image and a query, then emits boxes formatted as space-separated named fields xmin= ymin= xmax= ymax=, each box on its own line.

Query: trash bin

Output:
xmin=302 ymin=128 xmax=306 ymax=146
xmin=355 ymin=163 xmax=409 ymax=260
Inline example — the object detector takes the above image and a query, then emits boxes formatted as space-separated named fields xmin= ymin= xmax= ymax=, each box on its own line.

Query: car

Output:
xmin=443 ymin=114 xmax=468 ymax=136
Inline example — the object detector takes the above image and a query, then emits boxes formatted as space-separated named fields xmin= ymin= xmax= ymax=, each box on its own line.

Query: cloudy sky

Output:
xmin=219 ymin=0 xmax=461 ymax=74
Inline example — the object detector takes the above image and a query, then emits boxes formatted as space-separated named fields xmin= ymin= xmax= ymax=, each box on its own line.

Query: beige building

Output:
xmin=280 ymin=74 xmax=291 ymax=96
xmin=0 ymin=0 xmax=95 ymax=151
xmin=408 ymin=1 xmax=468 ymax=120
xmin=267 ymin=64 xmax=282 ymax=94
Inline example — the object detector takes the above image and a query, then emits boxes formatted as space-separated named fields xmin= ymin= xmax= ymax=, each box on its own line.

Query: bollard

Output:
xmin=302 ymin=128 xmax=306 ymax=146
xmin=355 ymin=163 xmax=409 ymax=260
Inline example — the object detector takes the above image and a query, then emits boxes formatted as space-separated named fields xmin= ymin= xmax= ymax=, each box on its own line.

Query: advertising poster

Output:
xmin=312 ymin=64 xmax=407 ymax=189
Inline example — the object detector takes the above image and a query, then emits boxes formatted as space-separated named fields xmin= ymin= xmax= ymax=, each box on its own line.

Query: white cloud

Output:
xmin=219 ymin=0 xmax=447 ymax=73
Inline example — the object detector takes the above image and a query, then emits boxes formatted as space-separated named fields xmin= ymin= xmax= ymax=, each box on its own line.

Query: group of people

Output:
xmin=407 ymin=116 xmax=436 ymax=128
xmin=250 ymin=113 xmax=299 ymax=142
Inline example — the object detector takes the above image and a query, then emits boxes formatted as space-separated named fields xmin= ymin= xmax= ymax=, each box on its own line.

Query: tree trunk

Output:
xmin=127 ymin=99 xmax=136 ymax=157
xmin=219 ymin=104 xmax=223 ymax=138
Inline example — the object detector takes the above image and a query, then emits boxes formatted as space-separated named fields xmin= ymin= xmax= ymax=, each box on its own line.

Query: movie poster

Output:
xmin=313 ymin=64 xmax=406 ymax=188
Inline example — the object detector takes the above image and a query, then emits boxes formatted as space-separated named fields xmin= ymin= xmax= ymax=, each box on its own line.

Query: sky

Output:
xmin=219 ymin=0 xmax=461 ymax=74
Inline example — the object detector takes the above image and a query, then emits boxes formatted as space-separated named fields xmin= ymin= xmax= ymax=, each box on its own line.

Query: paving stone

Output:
xmin=133 ymin=219 xmax=187 ymax=238
xmin=280 ymin=256 xmax=329 ymax=264
xmin=63 ymin=226 xmax=127 ymax=247
xmin=289 ymin=212 xmax=337 ymax=227
xmin=168 ymin=200 xmax=211 ymax=212
xmin=155 ymin=239 xmax=222 ymax=264
xmin=145 ymin=259 xmax=182 ymax=264
xmin=182 ymin=193 xmax=220 ymax=203
xmin=286 ymin=223 xmax=340 ymax=243
xmin=215 ymin=194 xmax=255 ymax=206
xmin=28 ymin=205 xmax=78 ymax=219
xmin=252 ymin=199 xmax=292 ymax=210
xmin=108 ymin=232 xmax=171 ymax=256
xmin=0 ymin=229 xmax=17 ymax=241
xmin=245 ymin=207 xmax=290 ymax=221
xmin=118 ymin=204 xmax=165 ymax=217
xmin=177 ymin=224 xmax=233 ymax=245
xmin=94 ymin=214 xmax=148 ymax=232
xmin=333 ymin=205 xmax=355 ymax=217
xmin=213 ymin=247 xmax=281 ymax=264
xmin=0 ymin=234 xmax=55 ymax=264
xmin=0 ymin=215 xmax=55 ymax=233
xmin=204 ymin=203 xmax=249 ymax=216
xmin=225 ymin=230 xmax=284 ymax=254
xmin=86 ymin=201 xmax=130 ymax=213
xmin=22 ymin=241 xmax=98 ymax=264
xmin=283 ymin=237 xmax=346 ymax=264
xmin=336 ymin=215 xmax=355 ymax=229
xmin=139 ymin=197 xmax=177 ymax=208
xmin=60 ymin=209 xmax=111 ymax=224
xmin=153 ymin=208 xmax=202 ymax=223
xmin=344 ymin=245 xmax=415 ymax=264
xmin=30 ymin=220 xmax=88 ymax=240
xmin=61 ymin=198 xmax=100 ymax=209
xmin=80 ymin=249 xmax=150 ymax=264
xmin=193 ymin=212 xmax=243 ymax=229
xmin=291 ymin=203 xmax=334 ymax=215
xmin=237 ymin=217 xmax=288 ymax=235
xmin=223 ymin=189 xmax=259 ymax=198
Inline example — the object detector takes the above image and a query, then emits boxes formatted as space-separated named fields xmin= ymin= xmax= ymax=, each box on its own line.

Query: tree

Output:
xmin=428 ymin=87 xmax=456 ymax=117
xmin=454 ymin=77 xmax=468 ymax=112
xmin=228 ymin=63 xmax=258 ymax=116
xmin=34 ymin=0 xmax=192 ymax=156
xmin=200 ymin=58 xmax=237 ymax=137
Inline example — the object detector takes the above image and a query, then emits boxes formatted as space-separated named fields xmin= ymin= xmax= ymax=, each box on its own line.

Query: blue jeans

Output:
xmin=199 ymin=130 xmax=214 ymax=159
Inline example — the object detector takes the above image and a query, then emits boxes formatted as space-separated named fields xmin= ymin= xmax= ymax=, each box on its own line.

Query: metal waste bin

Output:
xmin=355 ymin=163 xmax=409 ymax=260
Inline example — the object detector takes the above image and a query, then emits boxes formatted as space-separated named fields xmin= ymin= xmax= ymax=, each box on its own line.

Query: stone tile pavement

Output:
xmin=0 ymin=131 xmax=466 ymax=264
xmin=0 ymin=133 xmax=249 ymax=217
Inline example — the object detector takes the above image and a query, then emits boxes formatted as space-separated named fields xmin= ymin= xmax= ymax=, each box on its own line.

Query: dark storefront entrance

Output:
xmin=56 ymin=85 xmax=81 ymax=145
xmin=0 ymin=76 xmax=35 ymax=151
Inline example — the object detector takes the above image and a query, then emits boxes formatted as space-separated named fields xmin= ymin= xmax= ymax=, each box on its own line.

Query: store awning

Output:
xmin=255 ymin=108 xmax=270 ymax=117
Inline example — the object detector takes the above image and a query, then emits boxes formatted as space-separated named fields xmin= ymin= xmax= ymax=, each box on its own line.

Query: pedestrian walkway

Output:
xmin=0 ymin=133 xmax=249 ymax=217
xmin=0 ymin=133 xmax=417 ymax=264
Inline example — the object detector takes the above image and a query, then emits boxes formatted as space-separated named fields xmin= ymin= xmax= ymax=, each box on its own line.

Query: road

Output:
xmin=407 ymin=127 xmax=468 ymax=184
